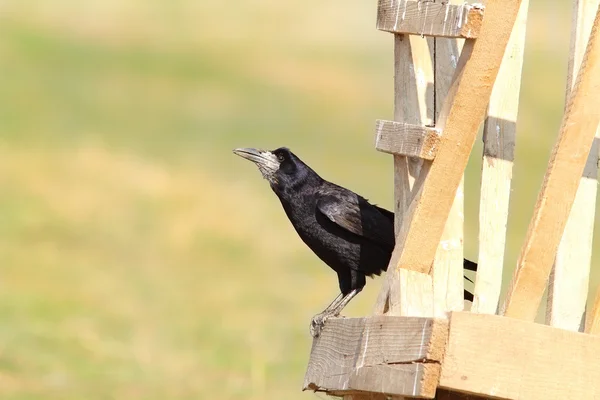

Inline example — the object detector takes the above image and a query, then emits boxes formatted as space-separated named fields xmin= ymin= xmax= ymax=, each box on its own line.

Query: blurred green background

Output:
xmin=0 ymin=1 xmax=598 ymax=399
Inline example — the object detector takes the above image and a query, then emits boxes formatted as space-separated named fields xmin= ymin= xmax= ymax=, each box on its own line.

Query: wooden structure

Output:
xmin=303 ymin=0 xmax=600 ymax=398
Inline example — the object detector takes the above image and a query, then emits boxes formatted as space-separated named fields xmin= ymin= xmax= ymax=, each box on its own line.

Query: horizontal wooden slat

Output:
xmin=375 ymin=120 xmax=440 ymax=160
xmin=440 ymin=312 xmax=600 ymax=399
xmin=303 ymin=316 xmax=448 ymax=398
xmin=377 ymin=0 xmax=484 ymax=38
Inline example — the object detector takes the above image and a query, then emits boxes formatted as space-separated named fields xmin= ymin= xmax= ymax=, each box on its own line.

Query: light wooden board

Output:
xmin=303 ymin=316 xmax=448 ymax=398
xmin=432 ymin=0 xmax=465 ymax=317
xmin=375 ymin=120 xmax=440 ymax=160
xmin=587 ymin=285 xmax=600 ymax=334
xmin=377 ymin=0 xmax=484 ymax=38
xmin=439 ymin=312 xmax=600 ymax=399
xmin=389 ymin=0 xmax=524 ymax=275
xmin=547 ymin=0 xmax=600 ymax=332
xmin=373 ymin=33 xmax=435 ymax=317
xmin=471 ymin=0 xmax=529 ymax=314
xmin=502 ymin=5 xmax=600 ymax=320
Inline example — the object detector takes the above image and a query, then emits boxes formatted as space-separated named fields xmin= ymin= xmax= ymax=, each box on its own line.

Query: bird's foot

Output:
xmin=310 ymin=312 xmax=334 ymax=338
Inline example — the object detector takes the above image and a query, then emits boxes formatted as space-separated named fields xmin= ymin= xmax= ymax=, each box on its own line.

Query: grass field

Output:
xmin=0 ymin=1 xmax=598 ymax=399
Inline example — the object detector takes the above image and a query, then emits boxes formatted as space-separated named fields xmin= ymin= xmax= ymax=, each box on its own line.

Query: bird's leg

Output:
xmin=310 ymin=289 xmax=361 ymax=338
xmin=330 ymin=289 xmax=361 ymax=316
xmin=322 ymin=293 xmax=344 ymax=314
xmin=309 ymin=293 xmax=343 ymax=338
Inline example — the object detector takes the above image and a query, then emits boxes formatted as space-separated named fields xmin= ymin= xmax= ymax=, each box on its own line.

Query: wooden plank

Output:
xmin=502 ymin=4 xmax=600 ymax=320
xmin=547 ymin=0 xmax=600 ymax=331
xmin=471 ymin=0 xmax=529 ymax=314
xmin=373 ymin=33 xmax=435 ymax=317
xmin=389 ymin=0 xmax=524 ymax=275
xmin=375 ymin=120 xmax=440 ymax=160
xmin=432 ymin=0 xmax=465 ymax=317
xmin=587 ymin=284 xmax=600 ymax=334
xmin=377 ymin=0 xmax=484 ymax=38
xmin=439 ymin=312 xmax=600 ymax=399
xmin=303 ymin=316 xmax=448 ymax=398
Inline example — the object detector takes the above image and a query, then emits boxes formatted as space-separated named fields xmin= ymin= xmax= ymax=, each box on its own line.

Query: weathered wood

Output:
xmin=377 ymin=0 xmax=484 ymax=38
xmin=303 ymin=316 xmax=448 ymax=398
xmin=471 ymin=0 xmax=528 ymax=314
xmin=375 ymin=120 xmax=440 ymax=160
xmin=547 ymin=0 xmax=600 ymax=331
xmin=502 ymin=4 xmax=600 ymax=320
xmin=439 ymin=312 xmax=600 ymax=399
xmin=587 ymin=285 xmax=600 ymax=334
xmin=373 ymin=33 xmax=435 ymax=317
xmin=432 ymin=0 xmax=465 ymax=317
xmin=389 ymin=0 xmax=524 ymax=275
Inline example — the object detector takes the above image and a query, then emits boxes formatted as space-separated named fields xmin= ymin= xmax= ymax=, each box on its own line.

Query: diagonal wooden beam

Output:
xmin=587 ymin=284 xmax=600 ymax=334
xmin=546 ymin=0 xmax=600 ymax=332
xmin=388 ymin=0 xmax=524 ymax=275
xmin=502 ymin=3 xmax=600 ymax=320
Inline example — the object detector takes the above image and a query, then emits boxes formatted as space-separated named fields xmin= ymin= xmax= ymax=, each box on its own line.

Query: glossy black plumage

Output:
xmin=234 ymin=146 xmax=476 ymax=336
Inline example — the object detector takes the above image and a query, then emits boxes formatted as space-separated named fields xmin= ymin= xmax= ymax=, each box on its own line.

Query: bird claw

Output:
xmin=310 ymin=312 xmax=331 ymax=338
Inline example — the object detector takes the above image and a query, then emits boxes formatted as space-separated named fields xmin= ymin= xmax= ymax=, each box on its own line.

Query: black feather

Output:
xmin=236 ymin=147 xmax=477 ymax=302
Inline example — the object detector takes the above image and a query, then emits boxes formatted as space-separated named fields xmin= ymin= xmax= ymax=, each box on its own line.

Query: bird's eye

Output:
xmin=277 ymin=154 xmax=285 ymax=162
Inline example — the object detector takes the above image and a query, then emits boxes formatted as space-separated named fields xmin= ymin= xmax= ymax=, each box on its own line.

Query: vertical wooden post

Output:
xmin=432 ymin=0 xmax=465 ymax=317
xmin=471 ymin=0 xmax=529 ymax=314
xmin=373 ymin=32 xmax=436 ymax=317
xmin=546 ymin=0 xmax=600 ymax=331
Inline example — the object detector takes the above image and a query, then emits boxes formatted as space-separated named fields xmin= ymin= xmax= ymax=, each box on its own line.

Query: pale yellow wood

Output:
xmin=471 ymin=0 xmax=529 ymax=314
xmin=432 ymin=0 xmax=465 ymax=317
xmin=377 ymin=0 xmax=484 ymax=38
xmin=503 ymin=4 xmax=600 ymax=320
xmin=389 ymin=0 xmax=524 ymax=275
xmin=375 ymin=120 xmax=440 ymax=160
xmin=439 ymin=312 xmax=600 ymax=399
xmin=303 ymin=316 xmax=448 ymax=398
xmin=373 ymin=33 xmax=435 ymax=317
xmin=587 ymin=285 xmax=600 ymax=334
xmin=547 ymin=0 xmax=600 ymax=331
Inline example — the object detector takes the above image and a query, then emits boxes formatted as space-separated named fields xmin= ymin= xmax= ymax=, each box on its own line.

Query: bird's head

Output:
xmin=233 ymin=147 xmax=315 ymax=190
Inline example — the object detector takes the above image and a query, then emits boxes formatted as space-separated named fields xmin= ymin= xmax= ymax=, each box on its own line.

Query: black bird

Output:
xmin=234 ymin=147 xmax=476 ymax=337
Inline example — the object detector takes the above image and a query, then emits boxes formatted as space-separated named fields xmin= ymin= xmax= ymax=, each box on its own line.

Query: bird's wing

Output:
xmin=316 ymin=192 xmax=395 ymax=249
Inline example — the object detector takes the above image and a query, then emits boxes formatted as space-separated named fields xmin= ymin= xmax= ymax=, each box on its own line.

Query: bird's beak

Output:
xmin=233 ymin=148 xmax=280 ymax=177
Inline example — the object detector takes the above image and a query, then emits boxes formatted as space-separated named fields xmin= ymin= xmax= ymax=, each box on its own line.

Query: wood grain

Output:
xmin=440 ymin=312 xmax=600 ymax=399
xmin=372 ymin=33 xmax=435 ymax=317
xmin=546 ymin=0 xmax=600 ymax=331
xmin=471 ymin=0 xmax=529 ymax=314
xmin=502 ymin=4 xmax=600 ymax=320
xmin=585 ymin=287 xmax=600 ymax=335
xmin=375 ymin=120 xmax=440 ymax=160
xmin=587 ymin=285 xmax=600 ymax=334
xmin=303 ymin=316 xmax=448 ymax=398
xmin=389 ymin=0 xmax=524 ymax=275
xmin=432 ymin=0 xmax=465 ymax=317
xmin=377 ymin=0 xmax=484 ymax=38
